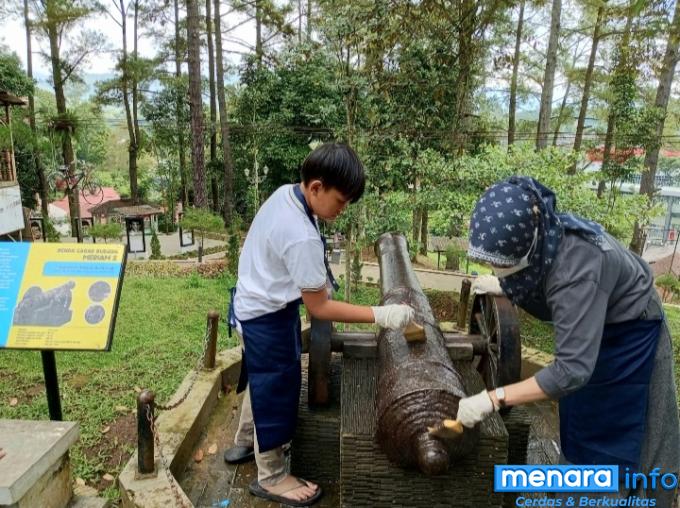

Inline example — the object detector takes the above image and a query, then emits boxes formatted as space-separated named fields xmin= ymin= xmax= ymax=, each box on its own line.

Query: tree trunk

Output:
xmin=298 ymin=0 xmax=302 ymax=43
xmin=255 ymin=0 xmax=263 ymax=64
xmin=508 ymin=0 xmax=525 ymax=148
xmin=186 ymin=0 xmax=207 ymax=208
xmin=536 ymin=0 xmax=561 ymax=150
xmin=213 ymin=0 xmax=234 ymax=223
xmin=599 ymin=7 xmax=634 ymax=198
xmin=132 ymin=0 xmax=141 ymax=204
xmin=419 ymin=207 xmax=428 ymax=256
xmin=629 ymin=0 xmax=680 ymax=255
xmin=572 ymin=1 xmax=605 ymax=171
xmin=24 ymin=0 xmax=49 ymax=218
xmin=306 ymin=0 xmax=312 ymax=40
xmin=45 ymin=1 xmax=80 ymax=238
xmin=206 ymin=0 xmax=218 ymax=212
xmin=175 ymin=0 xmax=188 ymax=207
xmin=552 ymin=79 xmax=571 ymax=146
xmin=452 ymin=0 xmax=475 ymax=153
xmin=119 ymin=0 xmax=139 ymax=204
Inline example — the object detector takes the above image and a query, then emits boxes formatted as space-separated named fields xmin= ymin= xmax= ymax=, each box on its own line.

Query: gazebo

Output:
xmin=89 ymin=199 xmax=164 ymax=232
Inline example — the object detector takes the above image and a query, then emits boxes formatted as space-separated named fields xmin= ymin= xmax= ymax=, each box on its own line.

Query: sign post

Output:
xmin=0 ymin=243 xmax=126 ymax=419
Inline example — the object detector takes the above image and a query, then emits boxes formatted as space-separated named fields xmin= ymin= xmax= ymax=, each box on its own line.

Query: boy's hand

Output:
xmin=372 ymin=304 xmax=415 ymax=330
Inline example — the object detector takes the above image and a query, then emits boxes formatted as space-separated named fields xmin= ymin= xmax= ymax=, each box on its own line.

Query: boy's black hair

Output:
xmin=300 ymin=143 xmax=365 ymax=203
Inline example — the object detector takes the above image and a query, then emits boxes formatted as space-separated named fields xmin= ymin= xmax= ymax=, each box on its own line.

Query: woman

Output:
xmin=457 ymin=176 xmax=679 ymax=506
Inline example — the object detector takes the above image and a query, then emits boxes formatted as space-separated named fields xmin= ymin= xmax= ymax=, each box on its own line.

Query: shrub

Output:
xmin=150 ymin=228 xmax=162 ymax=259
xmin=656 ymin=273 xmax=679 ymax=303
xmin=88 ymin=222 xmax=123 ymax=243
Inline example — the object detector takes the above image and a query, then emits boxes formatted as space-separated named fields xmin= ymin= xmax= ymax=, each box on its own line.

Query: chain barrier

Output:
xmin=156 ymin=327 xmax=212 ymax=411
xmin=146 ymin=404 xmax=190 ymax=508
xmin=138 ymin=318 xmax=219 ymax=507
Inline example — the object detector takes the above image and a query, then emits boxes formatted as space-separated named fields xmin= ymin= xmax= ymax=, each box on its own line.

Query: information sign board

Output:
xmin=0 ymin=243 xmax=126 ymax=351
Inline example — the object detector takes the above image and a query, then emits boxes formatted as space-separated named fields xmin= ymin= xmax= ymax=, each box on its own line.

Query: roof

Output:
xmin=89 ymin=199 xmax=163 ymax=217
xmin=428 ymin=236 xmax=468 ymax=252
xmin=586 ymin=146 xmax=680 ymax=162
xmin=0 ymin=91 xmax=27 ymax=106
xmin=51 ymin=187 xmax=121 ymax=219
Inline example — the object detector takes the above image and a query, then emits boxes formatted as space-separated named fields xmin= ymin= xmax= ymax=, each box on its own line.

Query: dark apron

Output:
xmin=235 ymin=300 xmax=303 ymax=452
xmin=559 ymin=316 xmax=662 ymax=474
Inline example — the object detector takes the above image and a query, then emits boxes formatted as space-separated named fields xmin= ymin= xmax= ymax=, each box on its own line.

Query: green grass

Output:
xmin=424 ymin=251 xmax=492 ymax=275
xmin=0 ymin=270 xmax=237 ymax=485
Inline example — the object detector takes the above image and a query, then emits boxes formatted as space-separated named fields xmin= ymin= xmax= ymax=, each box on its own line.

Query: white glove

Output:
xmin=471 ymin=274 xmax=503 ymax=296
xmin=372 ymin=304 xmax=415 ymax=330
xmin=457 ymin=390 xmax=497 ymax=428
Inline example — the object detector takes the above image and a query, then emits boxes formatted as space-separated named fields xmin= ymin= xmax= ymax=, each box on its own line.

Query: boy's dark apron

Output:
xmin=234 ymin=301 xmax=302 ymax=452
xmin=559 ymin=316 xmax=662 ymax=474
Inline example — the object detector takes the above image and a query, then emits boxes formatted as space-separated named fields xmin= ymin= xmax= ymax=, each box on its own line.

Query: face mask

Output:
xmin=492 ymin=226 xmax=538 ymax=279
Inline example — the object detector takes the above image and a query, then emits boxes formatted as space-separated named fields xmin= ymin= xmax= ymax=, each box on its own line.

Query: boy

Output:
xmin=225 ymin=143 xmax=414 ymax=507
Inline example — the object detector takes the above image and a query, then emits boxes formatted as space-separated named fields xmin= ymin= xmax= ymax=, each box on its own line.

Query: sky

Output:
xmin=0 ymin=7 xmax=256 ymax=89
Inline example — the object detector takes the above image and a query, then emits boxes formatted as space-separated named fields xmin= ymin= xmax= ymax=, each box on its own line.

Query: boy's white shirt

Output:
xmin=234 ymin=184 xmax=327 ymax=322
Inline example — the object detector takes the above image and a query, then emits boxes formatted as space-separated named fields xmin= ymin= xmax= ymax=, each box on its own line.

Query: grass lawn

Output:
xmin=0 ymin=269 xmax=237 ymax=496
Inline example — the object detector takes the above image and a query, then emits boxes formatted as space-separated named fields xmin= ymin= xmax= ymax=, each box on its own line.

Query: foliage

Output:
xmin=655 ymin=273 xmax=679 ymax=302
xmin=226 ymin=226 xmax=240 ymax=275
xmin=149 ymin=228 xmax=162 ymax=259
xmin=350 ymin=247 xmax=363 ymax=292
xmin=445 ymin=244 xmax=464 ymax=271
xmin=88 ymin=223 xmax=123 ymax=243
xmin=0 ymin=48 xmax=34 ymax=96
xmin=180 ymin=208 xmax=225 ymax=259
xmin=44 ymin=218 xmax=61 ymax=242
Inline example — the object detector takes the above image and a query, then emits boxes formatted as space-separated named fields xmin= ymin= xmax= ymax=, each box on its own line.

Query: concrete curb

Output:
xmin=118 ymin=347 xmax=242 ymax=508
xmin=520 ymin=345 xmax=553 ymax=379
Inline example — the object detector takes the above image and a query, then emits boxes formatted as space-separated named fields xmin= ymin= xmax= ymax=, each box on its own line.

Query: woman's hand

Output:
xmin=471 ymin=275 xmax=503 ymax=295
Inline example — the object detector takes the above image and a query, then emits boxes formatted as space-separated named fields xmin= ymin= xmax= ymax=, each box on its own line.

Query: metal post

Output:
xmin=41 ymin=351 xmax=62 ymax=420
xmin=137 ymin=390 xmax=155 ymax=475
xmin=204 ymin=311 xmax=219 ymax=369
xmin=457 ymin=279 xmax=472 ymax=329
xmin=668 ymin=228 xmax=680 ymax=276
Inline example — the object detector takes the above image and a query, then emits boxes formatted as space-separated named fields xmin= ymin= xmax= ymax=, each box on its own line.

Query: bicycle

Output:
xmin=46 ymin=161 xmax=105 ymax=205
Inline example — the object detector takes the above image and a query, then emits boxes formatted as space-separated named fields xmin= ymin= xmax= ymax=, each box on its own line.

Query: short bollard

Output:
xmin=137 ymin=390 xmax=156 ymax=475
xmin=457 ymin=279 xmax=471 ymax=329
xmin=204 ymin=311 xmax=219 ymax=369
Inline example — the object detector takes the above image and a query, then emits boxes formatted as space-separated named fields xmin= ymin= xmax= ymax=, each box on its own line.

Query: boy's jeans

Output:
xmin=234 ymin=385 xmax=289 ymax=486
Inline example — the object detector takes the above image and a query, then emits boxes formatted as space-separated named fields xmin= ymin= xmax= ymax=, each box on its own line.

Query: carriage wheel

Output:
xmin=468 ymin=293 xmax=522 ymax=398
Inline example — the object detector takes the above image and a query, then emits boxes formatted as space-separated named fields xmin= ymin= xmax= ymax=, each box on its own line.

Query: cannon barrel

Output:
xmin=374 ymin=233 xmax=478 ymax=475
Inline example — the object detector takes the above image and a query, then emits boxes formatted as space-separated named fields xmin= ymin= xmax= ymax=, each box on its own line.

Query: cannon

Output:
xmin=291 ymin=233 xmax=525 ymax=506
xmin=374 ymin=233 xmax=478 ymax=474
xmin=13 ymin=281 xmax=76 ymax=327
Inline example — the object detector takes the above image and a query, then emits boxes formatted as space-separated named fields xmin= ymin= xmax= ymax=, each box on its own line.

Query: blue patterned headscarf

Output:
xmin=467 ymin=176 xmax=606 ymax=306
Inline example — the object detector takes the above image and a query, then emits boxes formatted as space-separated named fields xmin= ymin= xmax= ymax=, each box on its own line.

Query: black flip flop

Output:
xmin=223 ymin=446 xmax=254 ymax=464
xmin=249 ymin=478 xmax=323 ymax=507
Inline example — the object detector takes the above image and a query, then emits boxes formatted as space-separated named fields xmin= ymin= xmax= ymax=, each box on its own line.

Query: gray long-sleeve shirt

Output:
xmin=525 ymin=231 xmax=655 ymax=399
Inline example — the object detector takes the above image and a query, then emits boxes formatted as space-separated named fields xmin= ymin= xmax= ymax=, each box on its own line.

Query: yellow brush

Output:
xmin=404 ymin=321 xmax=426 ymax=342
xmin=427 ymin=419 xmax=464 ymax=439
